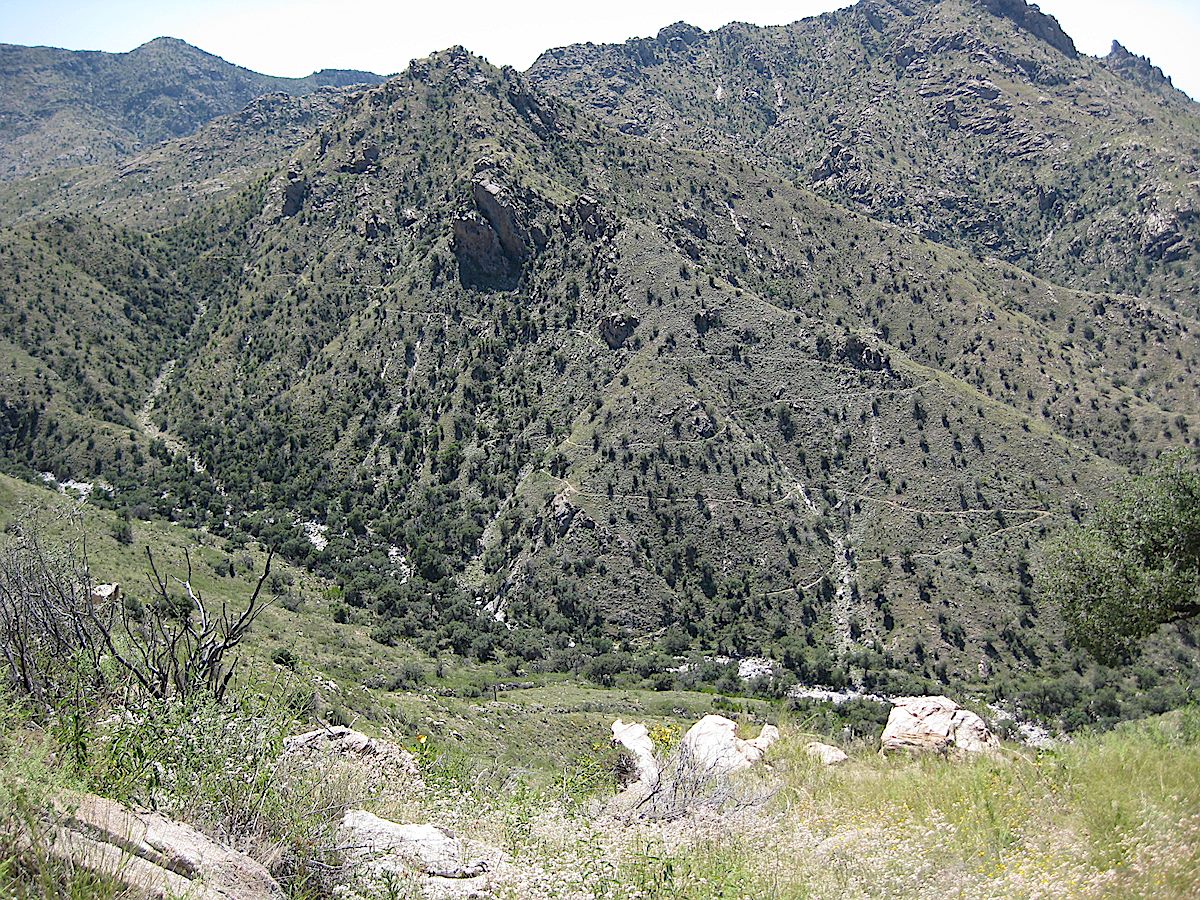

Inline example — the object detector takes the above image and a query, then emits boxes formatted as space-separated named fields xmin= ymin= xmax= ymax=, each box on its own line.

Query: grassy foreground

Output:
xmin=2 ymin=692 xmax=1197 ymax=899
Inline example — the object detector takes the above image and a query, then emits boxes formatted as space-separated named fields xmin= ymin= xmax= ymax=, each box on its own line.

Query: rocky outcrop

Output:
xmin=612 ymin=719 xmax=659 ymax=787
xmin=806 ymin=741 xmax=850 ymax=766
xmin=1142 ymin=208 xmax=1195 ymax=263
xmin=656 ymin=22 xmax=706 ymax=52
xmin=686 ymin=401 xmax=718 ymax=438
xmin=678 ymin=715 xmax=780 ymax=777
xmin=818 ymin=331 xmax=893 ymax=372
xmin=506 ymin=82 xmax=559 ymax=139
xmin=598 ymin=313 xmax=639 ymax=349
xmin=281 ymin=167 xmax=307 ymax=218
xmin=1104 ymin=41 xmax=1172 ymax=89
xmin=283 ymin=725 xmax=421 ymax=780
xmin=452 ymin=211 xmax=510 ymax=284
xmin=452 ymin=164 xmax=555 ymax=286
xmin=338 ymin=141 xmax=380 ymax=174
xmin=46 ymin=792 xmax=281 ymax=900
xmin=880 ymin=696 xmax=999 ymax=755
xmin=980 ymin=0 xmax=1077 ymax=58
xmin=472 ymin=176 xmax=529 ymax=262
xmin=572 ymin=193 xmax=608 ymax=240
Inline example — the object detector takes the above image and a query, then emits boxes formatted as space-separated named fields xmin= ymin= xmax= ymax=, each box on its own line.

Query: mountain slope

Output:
xmin=528 ymin=0 xmax=1200 ymax=310
xmin=0 ymin=215 xmax=192 ymax=484
xmin=0 ymin=6 xmax=1196 ymax=701
xmin=132 ymin=48 xmax=1199 ymax=686
xmin=0 ymin=87 xmax=365 ymax=229
xmin=0 ymin=37 xmax=383 ymax=178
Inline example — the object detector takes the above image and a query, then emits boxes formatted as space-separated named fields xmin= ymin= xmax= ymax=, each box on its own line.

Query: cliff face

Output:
xmin=979 ymin=0 xmax=1076 ymax=57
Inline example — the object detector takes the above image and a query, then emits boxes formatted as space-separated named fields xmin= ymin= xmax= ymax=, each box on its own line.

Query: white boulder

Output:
xmin=880 ymin=696 xmax=999 ymax=755
xmin=678 ymin=714 xmax=780 ymax=776
xmin=611 ymin=719 xmax=659 ymax=786
xmin=806 ymin=741 xmax=850 ymax=766
xmin=338 ymin=810 xmax=495 ymax=880
xmin=49 ymin=792 xmax=281 ymax=900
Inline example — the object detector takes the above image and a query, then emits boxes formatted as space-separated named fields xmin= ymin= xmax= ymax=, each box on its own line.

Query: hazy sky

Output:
xmin=2 ymin=1 xmax=1197 ymax=99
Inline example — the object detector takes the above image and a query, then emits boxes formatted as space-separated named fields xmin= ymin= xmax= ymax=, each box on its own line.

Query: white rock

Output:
xmin=737 ymin=657 xmax=776 ymax=681
xmin=611 ymin=719 xmax=659 ymax=786
xmin=283 ymin=725 xmax=421 ymax=779
xmin=50 ymin=792 xmax=281 ymax=900
xmin=299 ymin=520 xmax=328 ymax=550
xmin=806 ymin=741 xmax=849 ymax=766
xmin=339 ymin=811 xmax=494 ymax=880
xmin=90 ymin=583 xmax=120 ymax=605
xmin=678 ymin=715 xmax=780 ymax=776
xmin=880 ymin=696 xmax=999 ymax=755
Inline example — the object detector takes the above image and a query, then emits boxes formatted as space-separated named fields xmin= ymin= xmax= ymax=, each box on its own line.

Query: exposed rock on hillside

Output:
xmin=46 ymin=791 xmax=281 ymax=900
xmin=880 ymin=696 xmax=999 ymax=754
xmin=598 ymin=312 xmax=639 ymax=349
xmin=807 ymin=741 xmax=851 ymax=766
xmin=1104 ymin=40 xmax=1172 ymax=89
xmin=338 ymin=811 xmax=519 ymax=898
xmin=281 ymin=167 xmax=308 ymax=218
xmin=980 ymin=0 xmax=1076 ymax=58
xmin=283 ymin=725 xmax=421 ymax=780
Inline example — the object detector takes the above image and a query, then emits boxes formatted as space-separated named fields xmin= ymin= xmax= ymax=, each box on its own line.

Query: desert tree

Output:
xmin=1041 ymin=449 xmax=1200 ymax=663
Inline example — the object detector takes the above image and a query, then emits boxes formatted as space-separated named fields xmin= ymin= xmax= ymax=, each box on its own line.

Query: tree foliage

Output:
xmin=1043 ymin=450 xmax=1200 ymax=663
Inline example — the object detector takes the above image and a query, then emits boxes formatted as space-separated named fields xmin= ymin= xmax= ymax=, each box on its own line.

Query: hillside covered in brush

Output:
xmin=0 ymin=0 xmax=1198 ymax=714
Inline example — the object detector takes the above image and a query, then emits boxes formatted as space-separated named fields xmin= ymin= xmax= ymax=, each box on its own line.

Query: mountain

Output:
xmin=0 ymin=37 xmax=383 ymax=179
xmin=142 ymin=47 xmax=1195 ymax=686
xmin=527 ymin=0 xmax=1200 ymax=311
xmin=0 ymin=4 xmax=1197 ymax=705
xmin=0 ymin=87 xmax=367 ymax=229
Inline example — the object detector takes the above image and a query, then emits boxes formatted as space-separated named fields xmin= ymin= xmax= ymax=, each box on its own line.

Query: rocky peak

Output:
xmin=1104 ymin=40 xmax=1172 ymax=89
xmin=656 ymin=22 xmax=707 ymax=51
xmin=978 ymin=0 xmax=1077 ymax=58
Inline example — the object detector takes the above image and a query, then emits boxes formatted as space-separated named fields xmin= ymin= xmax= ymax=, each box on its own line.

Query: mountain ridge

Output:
xmin=0 ymin=3 xmax=1197 ymax=703
xmin=0 ymin=36 xmax=384 ymax=179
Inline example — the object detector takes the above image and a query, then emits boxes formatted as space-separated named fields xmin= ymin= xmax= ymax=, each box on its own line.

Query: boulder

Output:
xmin=678 ymin=715 xmax=779 ymax=776
xmin=611 ymin=719 xmax=659 ymax=786
xmin=47 ymin=792 xmax=281 ymax=900
xmin=283 ymin=725 xmax=421 ymax=780
xmin=607 ymin=715 xmax=779 ymax=820
xmin=89 ymin=583 xmax=120 ymax=605
xmin=880 ymin=696 xmax=999 ymax=755
xmin=339 ymin=811 xmax=493 ymax=879
xmin=806 ymin=741 xmax=849 ymax=766
xmin=337 ymin=810 xmax=521 ymax=898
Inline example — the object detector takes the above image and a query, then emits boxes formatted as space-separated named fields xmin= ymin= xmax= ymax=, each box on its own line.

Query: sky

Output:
xmin=1 ymin=0 xmax=1197 ymax=99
